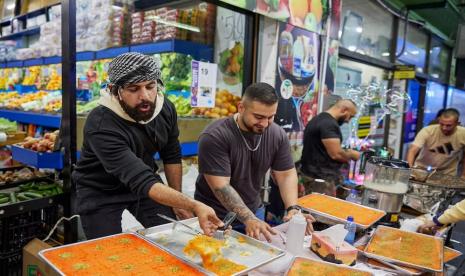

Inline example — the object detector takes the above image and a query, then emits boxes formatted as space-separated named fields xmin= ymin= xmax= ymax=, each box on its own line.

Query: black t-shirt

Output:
xmin=195 ymin=117 xmax=295 ymax=220
xmin=300 ymin=112 xmax=342 ymax=180
xmin=72 ymin=100 xmax=181 ymax=213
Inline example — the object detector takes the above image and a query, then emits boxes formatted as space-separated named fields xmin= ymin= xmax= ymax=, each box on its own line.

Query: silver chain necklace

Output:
xmin=234 ymin=113 xmax=262 ymax=151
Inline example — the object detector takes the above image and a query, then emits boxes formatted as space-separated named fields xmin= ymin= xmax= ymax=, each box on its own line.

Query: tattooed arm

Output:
xmin=204 ymin=174 xmax=276 ymax=241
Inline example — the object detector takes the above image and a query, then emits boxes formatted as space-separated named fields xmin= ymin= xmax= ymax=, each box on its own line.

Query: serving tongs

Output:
xmin=157 ymin=213 xmax=203 ymax=235
xmin=214 ymin=212 xmax=237 ymax=240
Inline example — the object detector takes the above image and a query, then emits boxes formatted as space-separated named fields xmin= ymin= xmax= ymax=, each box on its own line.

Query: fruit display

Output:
xmin=191 ymin=89 xmax=240 ymax=118
xmin=159 ymin=53 xmax=192 ymax=92
xmin=167 ymin=94 xmax=191 ymax=117
xmin=364 ymin=226 xmax=443 ymax=271
xmin=45 ymin=68 xmax=62 ymax=90
xmin=297 ymin=193 xmax=385 ymax=227
xmin=1 ymin=90 xmax=48 ymax=110
xmin=20 ymin=130 xmax=58 ymax=152
xmin=0 ymin=167 xmax=48 ymax=185
xmin=76 ymin=99 xmax=99 ymax=114
xmin=219 ymin=42 xmax=243 ymax=85
xmin=41 ymin=233 xmax=203 ymax=275
xmin=22 ymin=66 xmax=41 ymax=86
xmin=0 ymin=118 xmax=17 ymax=132
xmin=0 ymin=181 xmax=63 ymax=205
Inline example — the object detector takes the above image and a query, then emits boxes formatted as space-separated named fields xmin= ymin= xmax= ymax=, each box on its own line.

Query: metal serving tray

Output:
xmin=284 ymin=256 xmax=373 ymax=275
xmin=138 ymin=217 xmax=286 ymax=276
xmin=39 ymin=232 xmax=212 ymax=275
xmin=363 ymin=225 xmax=444 ymax=273
xmin=298 ymin=193 xmax=386 ymax=231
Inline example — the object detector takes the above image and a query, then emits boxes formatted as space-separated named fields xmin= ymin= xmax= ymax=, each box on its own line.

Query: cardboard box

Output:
xmin=23 ymin=239 xmax=61 ymax=276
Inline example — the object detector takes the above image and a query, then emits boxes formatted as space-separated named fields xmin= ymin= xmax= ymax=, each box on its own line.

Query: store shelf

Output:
xmin=0 ymin=27 xmax=40 ymax=41
xmin=0 ymin=192 xmax=65 ymax=218
xmin=0 ymin=110 xmax=60 ymax=128
xmin=11 ymin=146 xmax=64 ymax=169
xmin=0 ymin=39 xmax=213 ymax=67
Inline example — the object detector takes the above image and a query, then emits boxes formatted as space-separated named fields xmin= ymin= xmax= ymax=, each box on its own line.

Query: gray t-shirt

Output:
xmin=194 ymin=116 xmax=295 ymax=220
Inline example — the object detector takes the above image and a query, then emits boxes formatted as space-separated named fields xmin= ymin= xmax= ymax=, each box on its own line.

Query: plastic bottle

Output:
xmin=344 ymin=216 xmax=356 ymax=245
xmin=346 ymin=189 xmax=361 ymax=204
xmin=286 ymin=211 xmax=306 ymax=255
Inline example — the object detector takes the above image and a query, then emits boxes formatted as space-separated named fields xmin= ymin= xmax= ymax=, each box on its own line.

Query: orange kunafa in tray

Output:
xmin=297 ymin=193 xmax=385 ymax=228
xmin=364 ymin=226 xmax=443 ymax=272
xmin=286 ymin=257 xmax=372 ymax=276
xmin=40 ymin=233 xmax=205 ymax=275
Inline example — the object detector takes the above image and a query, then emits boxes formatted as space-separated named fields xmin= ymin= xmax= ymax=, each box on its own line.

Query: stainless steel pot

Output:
xmin=362 ymin=188 xmax=404 ymax=213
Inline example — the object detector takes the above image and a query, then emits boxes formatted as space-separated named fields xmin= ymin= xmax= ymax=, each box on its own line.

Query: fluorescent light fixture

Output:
xmin=348 ymin=45 xmax=357 ymax=51
xmin=411 ymin=50 xmax=419 ymax=55
xmin=403 ymin=52 xmax=408 ymax=55
xmin=146 ymin=15 xmax=200 ymax=32
xmin=338 ymin=30 xmax=342 ymax=38
xmin=432 ymin=73 xmax=439 ymax=78
xmin=355 ymin=27 xmax=363 ymax=33
xmin=381 ymin=52 xmax=390 ymax=57
xmin=6 ymin=4 xmax=15 ymax=10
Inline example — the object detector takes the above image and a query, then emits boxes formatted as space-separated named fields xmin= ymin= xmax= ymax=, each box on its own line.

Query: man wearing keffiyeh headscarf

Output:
xmin=72 ymin=53 xmax=224 ymax=239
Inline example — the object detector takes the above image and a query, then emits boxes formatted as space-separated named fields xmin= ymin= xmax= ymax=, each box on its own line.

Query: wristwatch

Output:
xmin=432 ymin=216 xmax=444 ymax=227
xmin=286 ymin=205 xmax=301 ymax=213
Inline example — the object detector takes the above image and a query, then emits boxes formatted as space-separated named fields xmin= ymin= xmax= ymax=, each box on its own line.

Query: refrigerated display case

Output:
xmin=423 ymin=81 xmax=446 ymax=126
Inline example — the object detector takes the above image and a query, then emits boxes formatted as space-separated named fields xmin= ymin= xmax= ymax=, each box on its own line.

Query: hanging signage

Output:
xmin=220 ymin=0 xmax=329 ymax=34
xmin=393 ymin=65 xmax=416 ymax=79
xmin=191 ymin=60 xmax=218 ymax=108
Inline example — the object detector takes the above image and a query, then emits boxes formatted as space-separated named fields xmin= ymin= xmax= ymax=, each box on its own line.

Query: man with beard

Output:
xmin=299 ymin=99 xmax=360 ymax=197
xmin=195 ymin=83 xmax=314 ymax=242
xmin=73 ymin=52 xmax=223 ymax=239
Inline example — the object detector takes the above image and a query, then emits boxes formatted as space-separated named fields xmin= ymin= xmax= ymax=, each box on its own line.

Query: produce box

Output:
xmin=0 ymin=131 xmax=26 ymax=147
xmin=11 ymin=145 xmax=63 ymax=169
xmin=23 ymin=239 xmax=60 ymax=276
xmin=39 ymin=233 xmax=207 ymax=275
xmin=297 ymin=193 xmax=386 ymax=230
xmin=285 ymin=256 xmax=372 ymax=276
xmin=364 ymin=225 xmax=443 ymax=272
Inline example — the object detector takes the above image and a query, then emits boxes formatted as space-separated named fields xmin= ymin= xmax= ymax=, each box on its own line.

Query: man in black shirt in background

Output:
xmin=73 ymin=52 xmax=223 ymax=239
xmin=300 ymin=99 xmax=360 ymax=196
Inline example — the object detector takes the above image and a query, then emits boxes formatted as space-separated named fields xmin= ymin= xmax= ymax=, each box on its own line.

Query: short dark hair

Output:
xmin=435 ymin=108 xmax=445 ymax=118
xmin=243 ymin=82 xmax=278 ymax=106
xmin=441 ymin=108 xmax=460 ymax=120
xmin=110 ymin=84 xmax=120 ymax=97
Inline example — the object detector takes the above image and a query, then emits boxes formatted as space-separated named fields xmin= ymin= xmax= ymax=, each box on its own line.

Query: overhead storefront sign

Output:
xmin=191 ymin=60 xmax=218 ymax=108
xmin=393 ymin=65 xmax=416 ymax=79
xmin=220 ymin=0 xmax=329 ymax=34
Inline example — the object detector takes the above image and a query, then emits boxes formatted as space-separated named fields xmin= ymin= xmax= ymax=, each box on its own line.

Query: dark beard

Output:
xmin=119 ymin=99 xmax=156 ymax=122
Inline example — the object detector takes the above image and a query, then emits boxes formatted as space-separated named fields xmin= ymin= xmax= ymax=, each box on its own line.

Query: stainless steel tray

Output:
xmin=363 ymin=225 xmax=444 ymax=273
xmin=38 ymin=232 xmax=212 ymax=275
xmin=138 ymin=217 xmax=286 ymax=276
xmin=284 ymin=256 xmax=373 ymax=275
xmin=298 ymin=193 xmax=386 ymax=231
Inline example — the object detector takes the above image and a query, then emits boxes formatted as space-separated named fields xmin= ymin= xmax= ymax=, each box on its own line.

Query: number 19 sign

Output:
xmin=191 ymin=60 xmax=218 ymax=108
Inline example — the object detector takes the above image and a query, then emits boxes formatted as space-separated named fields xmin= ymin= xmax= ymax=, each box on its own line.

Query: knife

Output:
xmin=157 ymin=213 xmax=202 ymax=235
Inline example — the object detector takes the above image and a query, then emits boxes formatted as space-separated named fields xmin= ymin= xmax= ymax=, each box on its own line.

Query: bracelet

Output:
xmin=286 ymin=205 xmax=301 ymax=213
xmin=432 ymin=216 xmax=444 ymax=227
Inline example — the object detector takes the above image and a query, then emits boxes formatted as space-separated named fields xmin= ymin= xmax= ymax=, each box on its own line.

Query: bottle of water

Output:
xmin=286 ymin=211 xmax=306 ymax=255
xmin=346 ymin=189 xmax=361 ymax=204
xmin=344 ymin=216 xmax=356 ymax=245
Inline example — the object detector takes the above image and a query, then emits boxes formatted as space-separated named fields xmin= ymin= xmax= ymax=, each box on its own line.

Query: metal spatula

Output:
xmin=214 ymin=212 xmax=237 ymax=240
xmin=157 ymin=213 xmax=202 ymax=235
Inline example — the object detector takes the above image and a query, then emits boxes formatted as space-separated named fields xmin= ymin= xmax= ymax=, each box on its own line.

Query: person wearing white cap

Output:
xmin=72 ymin=52 xmax=223 ymax=239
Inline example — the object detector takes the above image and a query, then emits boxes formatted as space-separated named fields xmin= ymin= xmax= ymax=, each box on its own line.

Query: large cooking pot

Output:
xmin=362 ymin=157 xmax=411 ymax=213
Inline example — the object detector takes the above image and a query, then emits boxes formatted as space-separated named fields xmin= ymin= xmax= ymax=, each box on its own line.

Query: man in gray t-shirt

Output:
xmin=195 ymin=83 xmax=314 ymax=241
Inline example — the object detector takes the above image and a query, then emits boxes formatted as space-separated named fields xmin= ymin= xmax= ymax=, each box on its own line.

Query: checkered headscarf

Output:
xmin=108 ymin=52 xmax=163 ymax=87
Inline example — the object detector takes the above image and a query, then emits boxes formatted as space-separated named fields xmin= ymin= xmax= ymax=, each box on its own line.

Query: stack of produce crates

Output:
xmin=0 ymin=167 xmax=63 ymax=275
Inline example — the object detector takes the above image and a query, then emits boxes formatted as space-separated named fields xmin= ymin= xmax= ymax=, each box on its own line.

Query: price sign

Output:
xmin=191 ymin=60 xmax=218 ymax=108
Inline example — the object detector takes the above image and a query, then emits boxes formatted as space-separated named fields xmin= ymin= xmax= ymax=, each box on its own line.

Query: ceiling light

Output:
xmin=411 ymin=50 xmax=419 ymax=55
xmin=348 ymin=45 xmax=357 ymax=51
xmin=355 ymin=27 xmax=363 ymax=33
xmin=6 ymin=4 xmax=15 ymax=10
xmin=381 ymin=52 xmax=390 ymax=57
